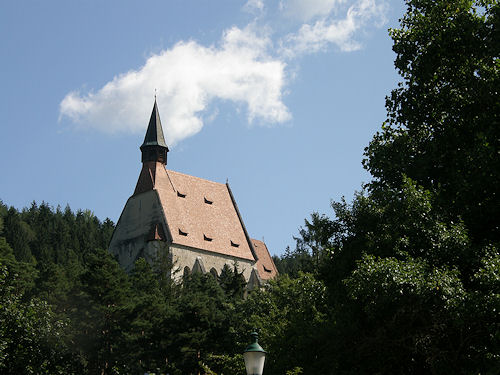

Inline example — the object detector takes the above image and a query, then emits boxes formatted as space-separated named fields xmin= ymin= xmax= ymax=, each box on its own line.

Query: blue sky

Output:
xmin=0 ymin=0 xmax=405 ymax=256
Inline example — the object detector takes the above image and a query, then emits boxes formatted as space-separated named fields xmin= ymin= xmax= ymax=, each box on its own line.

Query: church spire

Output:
xmin=140 ymin=99 xmax=169 ymax=164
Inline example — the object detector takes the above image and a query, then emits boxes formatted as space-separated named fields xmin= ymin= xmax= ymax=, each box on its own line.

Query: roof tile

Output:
xmin=251 ymin=239 xmax=278 ymax=280
xmin=135 ymin=162 xmax=255 ymax=261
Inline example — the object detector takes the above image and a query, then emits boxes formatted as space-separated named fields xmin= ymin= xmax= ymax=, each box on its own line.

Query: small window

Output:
xmin=263 ymin=265 xmax=272 ymax=273
xmin=209 ymin=268 xmax=218 ymax=278
xmin=177 ymin=191 xmax=186 ymax=198
xmin=204 ymin=197 xmax=213 ymax=205
xmin=178 ymin=229 xmax=188 ymax=236
xmin=230 ymin=240 xmax=240 ymax=248
xmin=204 ymin=234 xmax=213 ymax=242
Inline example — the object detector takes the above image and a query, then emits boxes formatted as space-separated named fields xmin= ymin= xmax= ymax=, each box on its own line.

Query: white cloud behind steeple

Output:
xmin=59 ymin=0 xmax=388 ymax=145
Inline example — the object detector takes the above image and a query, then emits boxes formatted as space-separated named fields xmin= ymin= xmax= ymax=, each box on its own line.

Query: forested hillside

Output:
xmin=0 ymin=201 xmax=250 ymax=374
xmin=1 ymin=0 xmax=499 ymax=374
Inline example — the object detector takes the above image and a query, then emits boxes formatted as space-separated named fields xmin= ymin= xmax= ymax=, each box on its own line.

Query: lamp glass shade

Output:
xmin=243 ymin=350 xmax=266 ymax=375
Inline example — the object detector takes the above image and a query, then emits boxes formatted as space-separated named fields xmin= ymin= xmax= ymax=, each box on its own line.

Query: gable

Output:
xmin=251 ymin=239 xmax=278 ymax=280
xmin=108 ymin=189 xmax=170 ymax=271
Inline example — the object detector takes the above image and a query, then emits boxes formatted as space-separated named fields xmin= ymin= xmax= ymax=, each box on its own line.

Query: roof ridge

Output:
xmin=166 ymin=169 xmax=227 ymax=187
xmin=226 ymin=182 xmax=258 ymax=262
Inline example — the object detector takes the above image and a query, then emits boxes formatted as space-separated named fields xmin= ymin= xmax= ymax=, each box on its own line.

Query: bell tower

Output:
xmin=133 ymin=99 xmax=170 ymax=195
xmin=140 ymin=99 xmax=169 ymax=164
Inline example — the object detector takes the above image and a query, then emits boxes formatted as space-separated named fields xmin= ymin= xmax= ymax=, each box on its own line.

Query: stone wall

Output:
xmin=169 ymin=244 xmax=256 ymax=282
xmin=109 ymin=190 xmax=169 ymax=272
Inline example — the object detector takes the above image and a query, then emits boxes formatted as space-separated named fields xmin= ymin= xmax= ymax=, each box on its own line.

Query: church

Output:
xmin=109 ymin=100 xmax=277 ymax=287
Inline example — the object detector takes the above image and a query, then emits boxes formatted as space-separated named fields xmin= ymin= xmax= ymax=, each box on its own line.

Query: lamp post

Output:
xmin=243 ymin=332 xmax=266 ymax=375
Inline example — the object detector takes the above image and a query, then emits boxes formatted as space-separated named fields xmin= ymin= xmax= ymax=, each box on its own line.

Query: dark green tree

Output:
xmin=237 ymin=273 xmax=329 ymax=375
xmin=364 ymin=0 xmax=500 ymax=245
xmin=282 ymin=1 xmax=500 ymax=373
xmin=68 ymin=249 xmax=132 ymax=374
xmin=219 ymin=263 xmax=246 ymax=299
xmin=0 ymin=262 xmax=76 ymax=374
xmin=126 ymin=258 xmax=172 ymax=373
xmin=172 ymin=272 xmax=231 ymax=373
xmin=274 ymin=212 xmax=336 ymax=277
xmin=3 ymin=207 xmax=35 ymax=263
xmin=0 ymin=207 xmax=37 ymax=296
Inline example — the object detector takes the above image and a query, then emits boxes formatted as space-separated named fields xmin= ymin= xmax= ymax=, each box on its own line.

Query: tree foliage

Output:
xmin=364 ymin=0 xmax=500 ymax=245
xmin=274 ymin=1 xmax=499 ymax=373
xmin=0 ymin=263 xmax=75 ymax=374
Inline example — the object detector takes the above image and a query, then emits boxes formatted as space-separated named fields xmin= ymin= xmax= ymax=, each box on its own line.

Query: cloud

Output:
xmin=60 ymin=0 xmax=388 ymax=144
xmin=59 ymin=26 xmax=290 ymax=145
xmin=244 ymin=0 xmax=264 ymax=13
xmin=280 ymin=0 xmax=347 ymax=21
xmin=280 ymin=0 xmax=388 ymax=57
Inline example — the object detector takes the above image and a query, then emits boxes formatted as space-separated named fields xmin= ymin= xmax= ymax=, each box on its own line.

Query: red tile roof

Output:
xmin=134 ymin=162 xmax=255 ymax=261
xmin=251 ymin=239 xmax=278 ymax=280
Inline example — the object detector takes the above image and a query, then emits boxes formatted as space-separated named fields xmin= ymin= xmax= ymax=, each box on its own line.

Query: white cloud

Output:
xmin=244 ymin=0 xmax=264 ymax=13
xmin=280 ymin=0 xmax=387 ymax=57
xmin=59 ymin=26 xmax=290 ymax=145
xmin=60 ymin=0 xmax=388 ymax=143
xmin=280 ymin=0 xmax=346 ymax=21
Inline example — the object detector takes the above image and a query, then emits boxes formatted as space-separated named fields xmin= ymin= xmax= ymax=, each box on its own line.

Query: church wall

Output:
xmin=109 ymin=190 xmax=167 ymax=271
xmin=169 ymin=244 xmax=255 ymax=283
xmin=108 ymin=190 xmax=256 ymax=280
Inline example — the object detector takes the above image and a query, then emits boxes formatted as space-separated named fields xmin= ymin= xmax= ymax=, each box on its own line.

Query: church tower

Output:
xmin=140 ymin=99 xmax=169 ymax=164
xmin=134 ymin=100 xmax=170 ymax=196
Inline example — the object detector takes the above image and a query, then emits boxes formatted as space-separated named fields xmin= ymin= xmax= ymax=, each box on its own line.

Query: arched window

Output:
xmin=209 ymin=268 xmax=218 ymax=278
xmin=183 ymin=266 xmax=191 ymax=278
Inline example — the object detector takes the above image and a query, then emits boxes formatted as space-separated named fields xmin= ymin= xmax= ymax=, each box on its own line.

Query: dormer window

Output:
xmin=178 ymin=229 xmax=188 ymax=236
xmin=177 ymin=191 xmax=186 ymax=198
xmin=204 ymin=234 xmax=213 ymax=242
xmin=230 ymin=240 xmax=240 ymax=248
xmin=204 ymin=197 xmax=213 ymax=205
xmin=263 ymin=265 xmax=272 ymax=273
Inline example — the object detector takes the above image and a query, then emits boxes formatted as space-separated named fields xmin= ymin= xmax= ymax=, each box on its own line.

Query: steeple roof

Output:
xmin=141 ymin=99 xmax=168 ymax=149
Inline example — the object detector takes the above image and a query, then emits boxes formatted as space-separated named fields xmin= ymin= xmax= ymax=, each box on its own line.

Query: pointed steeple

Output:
xmin=140 ymin=99 xmax=169 ymax=164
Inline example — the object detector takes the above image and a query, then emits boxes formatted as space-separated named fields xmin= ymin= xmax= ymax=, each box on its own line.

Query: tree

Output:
xmin=364 ymin=0 xmax=500 ymax=245
xmin=273 ymin=213 xmax=337 ymax=278
xmin=288 ymin=1 xmax=500 ymax=373
xmin=238 ymin=273 xmax=330 ymax=375
xmin=126 ymin=258 xmax=172 ymax=373
xmin=3 ymin=207 xmax=35 ymax=263
xmin=0 ymin=263 xmax=76 ymax=374
xmin=0 ymin=209 xmax=37 ymax=297
xmin=219 ymin=263 xmax=246 ymax=299
xmin=68 ymin=249 xmax=133 ymax=374
xmin=168 ymin=272 xmax=235 ymax=373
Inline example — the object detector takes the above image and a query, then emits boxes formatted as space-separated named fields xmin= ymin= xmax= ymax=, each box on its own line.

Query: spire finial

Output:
xmin=154 ymin=88 xmax=157 ymax=100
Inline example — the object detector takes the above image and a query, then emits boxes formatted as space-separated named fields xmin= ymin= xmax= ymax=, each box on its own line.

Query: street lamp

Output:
xmin=243 ymin=332 xmax=266 ymax=375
